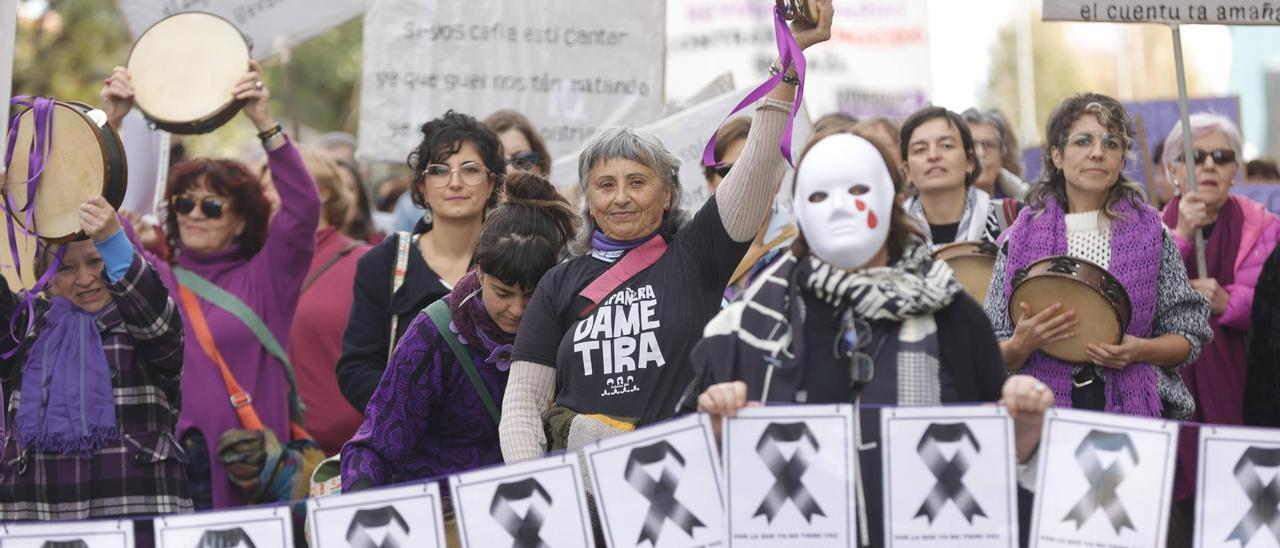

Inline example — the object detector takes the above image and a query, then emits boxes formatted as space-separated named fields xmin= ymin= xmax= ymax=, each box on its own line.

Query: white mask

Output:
xmin=792 ymin=134 xmax=895 ymax=269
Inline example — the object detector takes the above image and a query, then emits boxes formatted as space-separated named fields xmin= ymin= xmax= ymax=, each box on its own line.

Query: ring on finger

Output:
xmin=254 ymin=80 xmax=264 ymax=89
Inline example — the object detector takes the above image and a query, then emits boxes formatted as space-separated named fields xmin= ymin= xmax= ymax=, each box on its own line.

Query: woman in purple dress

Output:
xmin=341 ymin=170 xmax=577 ymax=490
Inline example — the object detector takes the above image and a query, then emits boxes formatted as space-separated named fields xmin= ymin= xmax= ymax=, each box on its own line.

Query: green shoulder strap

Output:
xmin=423 ymin=299 xmax=501 ymax=426
xmin=173 ymin=266 xmax=306 ymax=424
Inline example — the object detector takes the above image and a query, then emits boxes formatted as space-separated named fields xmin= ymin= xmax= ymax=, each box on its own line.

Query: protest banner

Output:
xmin=452 ymin=453 xmax=593 ymax=548
xmin=1044 ymin=1 xmax=1280 ymax=25
xmin=881 ymin=406 xmax=1019 ymax=548
xmin=0 ymin=0 xmax=13 ymax=162
xmin=118 ymin=110 xmax=171 ymax=217
xmin=307 ymin=481 xmax=447 ymax=548
xmin=0 ymin=519 xmax=134 ymax=548
xmin=358 ymin=0 xmax=665 ymax=164
xmin=1194 ymin=425 xmax=1280 ymax=548
xmin=666 ymin=0 xmax=930 ymax=119
xmin=155 ymin=505 xmax=293 ymax=548
xmin=116 ymin=0 xmax=362 ymax=60
xmin=1031 ymin=408 xmax=1179 ymax=548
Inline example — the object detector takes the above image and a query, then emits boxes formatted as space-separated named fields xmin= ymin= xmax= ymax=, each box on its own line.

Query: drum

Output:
xmin=5 ymin=100 xmax=128 ymax=243
xmin=775 ymin=0 xmax=819 ymax=23
xmin=126 ymin=12 xmax=251 ymax=135
xmin=932 ymin=241 xmax=997 ymax=304
xmin=1009 ymin=256 xmax=1132 ymax=364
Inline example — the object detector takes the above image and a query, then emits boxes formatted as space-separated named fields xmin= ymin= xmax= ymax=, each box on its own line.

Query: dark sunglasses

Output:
xmin=171 ymin=195 xmax=227 ymax=219
xmin=1178 ymin=148 xmax=1237 ymax=166
xmin=508 ymin=151 xmax=542 ymax=171
xmin=835 ymin=314 xmax=875 ymax=388
xmin=712 ymin=163 xmax=733 ymax=178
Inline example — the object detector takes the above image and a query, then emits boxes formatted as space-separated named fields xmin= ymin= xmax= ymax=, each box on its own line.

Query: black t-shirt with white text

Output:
xmin=512 ymin=198 xmax=749 ymax=423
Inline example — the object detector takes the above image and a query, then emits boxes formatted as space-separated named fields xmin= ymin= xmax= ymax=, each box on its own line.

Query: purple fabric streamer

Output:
xmin=3 ymin=97 xmax=61 ymax=357
xmin=702 ymin=7 xmax=807 ymax=167
xmin=13 ymin=296 xmax=119 ymax=456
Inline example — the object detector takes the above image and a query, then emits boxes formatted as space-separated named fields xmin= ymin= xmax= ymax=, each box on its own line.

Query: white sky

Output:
xmin=926 ymin=0 xmax=1233 ymax=111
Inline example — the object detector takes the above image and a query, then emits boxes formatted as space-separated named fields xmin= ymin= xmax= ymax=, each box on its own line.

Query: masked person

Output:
xmin=901 ymin=107 xmax=1019 ymax=247
xmin=681 ymin=127 xmax=1053 ymax=547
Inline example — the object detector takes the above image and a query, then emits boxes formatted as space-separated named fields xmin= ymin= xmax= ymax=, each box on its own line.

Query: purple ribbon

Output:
xmin=3 ymin=96 xmax=62 ymax=357
xmin=702 ymin=7 xmax=807 ymax=167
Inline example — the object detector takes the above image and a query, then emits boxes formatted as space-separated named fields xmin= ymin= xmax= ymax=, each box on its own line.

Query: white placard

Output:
xmin=156 ymin=504 xmax=293 ymax=548
xmin=1030 ymin=408 xmax=1179 ymax=548
xmin=666 ymin=0 xmax=931 ymax=119
xmin=358 ymin=0 xmax=665 ymax=164
xmin=550 ymin=87 xmax=812 ymax=214
xmin=116 ymin=0 xmax=363 ymax=60
xmin=1043 ymin=1 xmax=1280 ymax=25
xmin=583 ymin=413 xmax=726 ymax=548
xmin=1194 ymin=425 xmax=1280 ymax=548
xmin=307 ymin=481 xmax=447 ymax=548
xmin=452 ymin=454 xmax=594 ymax=548
xmin=1 ymin=0 xmax=16 ymax=171
xmin=0 ymin=519 xmax=134 ymax=548
xmin=880 ymin=406 xmax=1019 ymax=548
xmin=118 ymin=110 xmax=170 ymax=217
xmin=724 ymin=405 xmax=856 ymax=548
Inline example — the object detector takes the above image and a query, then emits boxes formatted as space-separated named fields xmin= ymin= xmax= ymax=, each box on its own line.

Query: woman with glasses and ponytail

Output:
xmin=337 ymin=111 xmax=506 ymax=418
xmin=99 ymin=62 xmax=322 ymax=509
xmin=682 ymin=124 xmax=1054 ymax=548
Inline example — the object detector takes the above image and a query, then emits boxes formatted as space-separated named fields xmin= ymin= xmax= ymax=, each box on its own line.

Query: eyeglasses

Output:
xmin=712 ymin=163 xmax=733 ymax=179
xmin=171 ymin=195 xmax=227 ymax=219
xmin=974 ymin=139 xmax=1002 ymax=153
xmin=422 ymin=162 xmax=490 ymax=187
xmin=835 ymin=313 xmax=875 ymax=388
xmin=1177 ymin=148 xmax=1237 ymax=166
xmin=508 ymin=151 xmax=542 ymax=171
xmin=1065 ymin=131 xmax=1126 ymax=153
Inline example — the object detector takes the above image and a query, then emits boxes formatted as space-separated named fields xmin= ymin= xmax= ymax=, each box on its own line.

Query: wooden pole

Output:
xmin=1135 ymin=115 xmax=1156 ymax=206
xmin=1171 ymin=25 xmax=1208 ymax=279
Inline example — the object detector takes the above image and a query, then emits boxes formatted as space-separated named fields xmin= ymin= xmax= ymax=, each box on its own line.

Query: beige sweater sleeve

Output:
xmin=499 ymin=360 xmax=556 ymax=463
xmin=715 ymin=98 xmax=792 ymax=242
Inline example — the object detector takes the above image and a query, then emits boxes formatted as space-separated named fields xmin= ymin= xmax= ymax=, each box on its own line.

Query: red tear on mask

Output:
xmin=868 ymin=210 xmax=878 ymax=229
xmin=855 ymin=198 xmax=866 ymax=212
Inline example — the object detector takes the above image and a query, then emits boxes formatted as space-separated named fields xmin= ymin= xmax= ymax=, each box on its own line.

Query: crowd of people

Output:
xmin=4 ymin=2 xmax=1280 ymax=546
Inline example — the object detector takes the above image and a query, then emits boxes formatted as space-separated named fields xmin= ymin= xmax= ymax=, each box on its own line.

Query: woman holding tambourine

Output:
xmin=101 ymin=62 xmax=323 ymax=509
xmin=983 ymin=93 xmax=1211 ymax=420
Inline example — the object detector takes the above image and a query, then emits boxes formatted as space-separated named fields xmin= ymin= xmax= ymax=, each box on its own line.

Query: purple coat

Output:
xmin=151 ymin=138 xmax=320 ymax=508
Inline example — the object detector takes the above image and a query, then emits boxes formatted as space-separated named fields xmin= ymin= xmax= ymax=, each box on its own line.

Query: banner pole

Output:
xmin=1171 ymin=24 xmax=1208 ymax=279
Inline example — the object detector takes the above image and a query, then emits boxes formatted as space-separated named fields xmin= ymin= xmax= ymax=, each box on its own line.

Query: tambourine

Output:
xmin=932 ymin=241 xmax=997 ymax=304
xmin=5 ymin=100 xmax=128 ymax=243
xmin=775 ymin=0 xmax=819 ymax=23
xmin=126 ymin=11 xmax=251 ymax=135
xmin=1010 ymin=256 xmax=1132 ymax=364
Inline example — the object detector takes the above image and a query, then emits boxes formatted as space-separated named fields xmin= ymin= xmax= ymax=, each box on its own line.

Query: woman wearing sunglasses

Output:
xmin=337 ymin=111 xmax=505 ymax=415
xmin=485 ymin=109 xmax=553 ymax=176
xmin=682 ymin=125 xmax=1054 ymax=547
xmin=100 ymin=61 xmax=322 ymax=510
xmin=1160 ymin=114 xmax=1280 ymax=516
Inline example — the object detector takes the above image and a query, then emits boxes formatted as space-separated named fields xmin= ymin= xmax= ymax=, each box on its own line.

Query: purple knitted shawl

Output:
xmin=1002 ymin=195 xmax=1164 ymax=416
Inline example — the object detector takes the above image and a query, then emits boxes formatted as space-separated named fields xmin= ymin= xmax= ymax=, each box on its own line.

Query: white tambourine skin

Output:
xmin=792 ymin=134 xmax=895 ymax=269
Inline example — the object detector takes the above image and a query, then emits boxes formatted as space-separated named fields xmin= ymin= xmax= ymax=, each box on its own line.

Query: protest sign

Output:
xmin=1 ymin=0 xmax=14 ymax=165
xmin=116 ymin=0 xmax=362 ymax=60
xmin=1194 ymin=425 xmax=1280 ymax=548
xmin=118 ymin=110 xmax=171 ymax=217
xmin=666 ymin=0 xmax=930 ymax=119
xmin=724 ymin=405 xmax=856 ymax=548
xmin=1031 ymin=408 xmax=1179 ymax=548
xmin=359 ymin=0 xmax=665 ymax=164
xmin=453 ymin=453 xmax=593 ymax=548
xmin=1044 ymin=1 xmax=1280 ymax=25
xmin=308 ymin=481 xmax=447 ymax=548
xmin=584 ymin=413 xmax=726 ymax=548
xmin=881 ymin=406 xmax=1019 ymax=548
xmin=156 ymin=505 xmax=293 ymax=548
xmin=0 ymin=519 xmax=134 ymax=548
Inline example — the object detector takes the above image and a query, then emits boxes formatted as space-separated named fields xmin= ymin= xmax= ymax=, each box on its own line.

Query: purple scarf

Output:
xmin=447 ymin=270 xmax=516 ymax=371
xmin=1002 ymin=195 xmax=1164 ymax=416
xmin=14 ymin=296 xmax=118 ymax=455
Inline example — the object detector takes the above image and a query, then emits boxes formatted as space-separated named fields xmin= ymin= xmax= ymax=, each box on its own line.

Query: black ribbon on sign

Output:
xmin=195 ymin=527 xmax=258 ymax=548
xmin=345 ymin=505 xmax=411 ymax=548
xmin=914 ymin=422 xmax=986 ymax=524
xmin=754 ymin=422 xmax=826 ymax=524
xmin=1062 ymin=430 xmax=1139 ymax=534
xmin=625 ymin=440 xmax=706 ymax=545
xmin=40 ymin=541 xmax=89 ymax=548
xmin=1226 ymin=446 xmax=1280 ymax=545
xmin=490 ymin=478 xmax=554 ymax=548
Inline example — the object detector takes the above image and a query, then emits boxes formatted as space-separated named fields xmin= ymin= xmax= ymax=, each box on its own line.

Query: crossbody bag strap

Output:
xmin=423 ymin=299 xmax=500 ymax=426
xmin=387 ymin=231 xmax=413 ymax=360
xmin=301 ymin=239 xmax=362 ymax=294
xmin=177 ymin=284 xmax=265 ymax=432
xmin=578 ymin=235 xmax=668 ymax=318
xmin=173 ymin=267 xmax=307 ymax=426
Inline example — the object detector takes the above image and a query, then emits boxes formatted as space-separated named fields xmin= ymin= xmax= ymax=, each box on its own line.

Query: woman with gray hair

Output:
xmin=961 ymin=107 xmax=1029 ymax=200
xmin=499 ymin=1 xmax=833 ymax=462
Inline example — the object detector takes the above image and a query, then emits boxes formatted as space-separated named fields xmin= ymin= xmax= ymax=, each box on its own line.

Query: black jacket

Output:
xmin=1245 ymin=244 xmax=1280 ymax=426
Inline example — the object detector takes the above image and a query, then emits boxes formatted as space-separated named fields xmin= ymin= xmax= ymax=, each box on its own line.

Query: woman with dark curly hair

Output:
xmin=337 ymin=111 xmax=506 ymax=414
